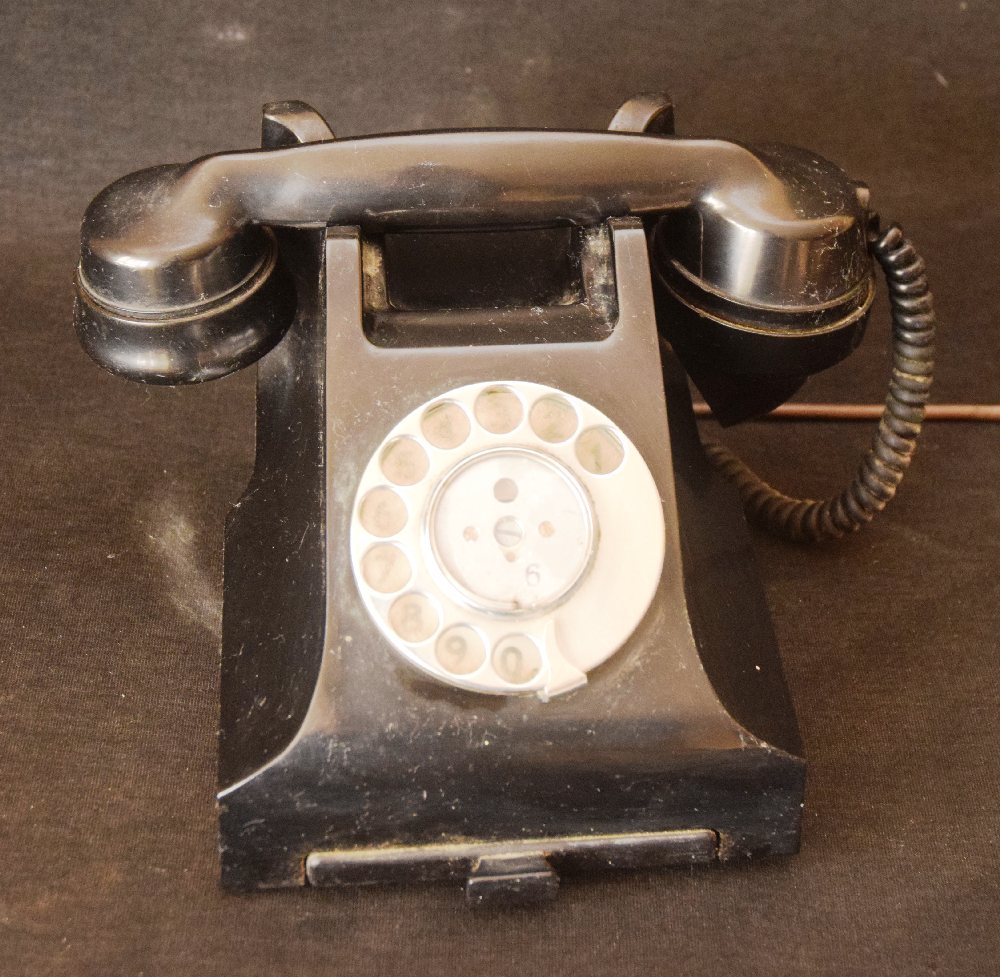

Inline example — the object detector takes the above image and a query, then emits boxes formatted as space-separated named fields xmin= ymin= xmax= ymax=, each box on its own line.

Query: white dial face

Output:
xmin=349 ymin=381 xmax=665 ymax=700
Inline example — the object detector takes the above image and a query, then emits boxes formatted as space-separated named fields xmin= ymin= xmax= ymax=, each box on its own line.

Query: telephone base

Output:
xmin=215 ymin=222 xmax=805 ymax=899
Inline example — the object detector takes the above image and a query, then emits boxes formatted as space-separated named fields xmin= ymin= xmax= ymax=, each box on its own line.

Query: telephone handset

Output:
xmin=77 ymin=95 xmax=880 ymax=398
xmin=74 ymin=96 xmax=935 ymax=899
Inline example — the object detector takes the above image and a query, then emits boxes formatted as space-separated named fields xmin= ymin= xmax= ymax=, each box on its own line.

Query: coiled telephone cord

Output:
xmin=703 ymin=224 xmax=936 ymax=543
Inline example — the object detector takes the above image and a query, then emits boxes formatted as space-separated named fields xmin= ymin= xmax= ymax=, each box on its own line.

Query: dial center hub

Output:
xmin=426 ymin=447 xmax=596 ymax=615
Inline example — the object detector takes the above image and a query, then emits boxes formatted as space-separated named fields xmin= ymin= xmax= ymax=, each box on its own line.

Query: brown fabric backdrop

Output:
xmin=1 ymin=1 xmax=998 ymax=974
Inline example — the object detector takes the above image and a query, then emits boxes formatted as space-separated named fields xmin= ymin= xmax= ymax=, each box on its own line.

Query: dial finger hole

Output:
xmin=435 ymin=625 xmax=487 ymax=675
xmin=420 ymin=400 xmax=471 ymax=449
xmin=361 ymin=543 xmax=411 ymax=593
xmin=474 ymin=385 xmax=523 ymax=434
xmin=575 ymin=425 xmax=625 ymax=475
xmin=358 ymin=486 xmax=408 ymax=537
xmin=529 ymin=394 xmax=578 ymax=443
xmin=492 ymin=634 xmax=542 ymax=685
xmin=388 ymin=592 xmax=439 ymax=643
xmin=493 ymin=477 xmax=518 ymax=503
xmin=380 ymin=436 xmax=429 ymax=486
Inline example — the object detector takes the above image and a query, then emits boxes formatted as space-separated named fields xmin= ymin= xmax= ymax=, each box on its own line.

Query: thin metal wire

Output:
xmin=694 ymin=403 xmax=1000 ymax=422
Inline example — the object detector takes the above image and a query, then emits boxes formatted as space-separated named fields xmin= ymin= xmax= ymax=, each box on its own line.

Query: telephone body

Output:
xmin=74 ymin=97 xmax=933 ymax=902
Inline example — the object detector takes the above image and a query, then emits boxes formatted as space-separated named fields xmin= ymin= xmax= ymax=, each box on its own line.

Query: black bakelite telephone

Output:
xmin=74 ymin=95 xmax=935 ymax=903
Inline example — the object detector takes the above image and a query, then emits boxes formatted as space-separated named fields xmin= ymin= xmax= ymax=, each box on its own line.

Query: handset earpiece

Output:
xmin=75 ymin=100 xmax=337 ymax=384
xmin=75 ymin=164 xmax=298 ymax=384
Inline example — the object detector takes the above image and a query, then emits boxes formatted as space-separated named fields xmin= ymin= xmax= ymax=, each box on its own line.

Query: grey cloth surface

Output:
xmin=1 ymin=1 xmax=998 ymax=975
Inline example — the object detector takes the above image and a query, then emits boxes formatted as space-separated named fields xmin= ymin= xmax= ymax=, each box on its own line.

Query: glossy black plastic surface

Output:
xmin=73 ymin=99 xmax=823 ymax=897
xmin=217 ymin=219 xmax=804 ymax=891
xmin=74 ymin=103 xmax=874 ymax=389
